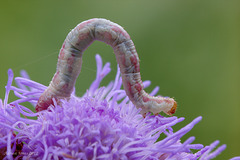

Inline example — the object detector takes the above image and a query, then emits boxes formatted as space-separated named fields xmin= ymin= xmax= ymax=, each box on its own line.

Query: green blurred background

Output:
xmin=0 ymin=1 xmax=239 ymax=159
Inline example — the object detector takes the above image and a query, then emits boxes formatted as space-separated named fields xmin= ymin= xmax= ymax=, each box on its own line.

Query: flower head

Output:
xmin=0 ymin=54 xmax=232 ymax=159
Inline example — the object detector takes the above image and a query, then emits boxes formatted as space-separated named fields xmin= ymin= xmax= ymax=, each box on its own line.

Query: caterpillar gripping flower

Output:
xmin=36 ymin=18 xmax=177 ymax=115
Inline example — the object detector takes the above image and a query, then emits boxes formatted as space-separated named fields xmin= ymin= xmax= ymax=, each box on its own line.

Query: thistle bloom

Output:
xmin=0 ymin=54 xmax=237 ymax=159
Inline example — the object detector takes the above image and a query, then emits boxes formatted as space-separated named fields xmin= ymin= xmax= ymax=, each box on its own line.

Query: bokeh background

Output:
xmin=0 ymin=1 xmax=239 ymax=159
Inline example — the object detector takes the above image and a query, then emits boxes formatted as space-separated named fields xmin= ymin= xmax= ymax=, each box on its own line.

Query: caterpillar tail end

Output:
xmin=35 ymin=97 xmax=53 ymax=112
xmin=35 ymin=89 xmax=55 ymax=112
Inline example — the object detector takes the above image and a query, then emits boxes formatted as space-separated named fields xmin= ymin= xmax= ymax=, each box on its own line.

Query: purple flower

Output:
xmin=0 ymin=54 xmax=235 ymax=159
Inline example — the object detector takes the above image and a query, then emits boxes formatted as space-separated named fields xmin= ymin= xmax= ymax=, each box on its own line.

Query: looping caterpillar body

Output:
xmin=36 ymin=18 xmax=177 ymax=115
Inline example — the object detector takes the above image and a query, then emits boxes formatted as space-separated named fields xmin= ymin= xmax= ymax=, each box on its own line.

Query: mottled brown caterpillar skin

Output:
xmin=36 ymin=18 xmax=177 ymax=115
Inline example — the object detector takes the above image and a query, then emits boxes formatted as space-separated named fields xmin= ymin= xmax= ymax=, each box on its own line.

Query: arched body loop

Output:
xmin=36 ymin=18 xmax=177 ymax=115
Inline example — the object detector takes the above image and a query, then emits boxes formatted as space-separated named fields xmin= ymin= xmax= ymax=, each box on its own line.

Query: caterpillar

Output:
xmin=36 ymin=18 xmax=177 ymax=115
